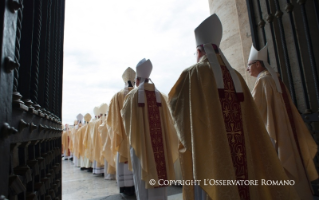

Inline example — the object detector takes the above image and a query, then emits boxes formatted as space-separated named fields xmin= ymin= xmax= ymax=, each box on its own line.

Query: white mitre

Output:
xmin=194 ymin=14 xmax=243 ymax=99
xmin=122 ymin=67 xmax=136 ymax=85
xmin=122 ymin=67 xmax=136 ymax=94
xmin=73 ymin=120 xmax=78 ymax=125
xmin=136 ymin=58 xmax=161 ymax=106
xmin=93 ymin=107 xmax=99 ymax=118
xmin=195 ymin=14 xmax=222 ymax=47
xmin=76 ymin=113 xmax=83 ymax=124
xmin=99 ymin=103 xmax=108 ymax=115
xmin=136 ymin=58 xmax=152 ymax=79
xmin=84 ymin=113 xmax=92 ymax=123
xmin=248 ymin=44 xmax=282 ymax=93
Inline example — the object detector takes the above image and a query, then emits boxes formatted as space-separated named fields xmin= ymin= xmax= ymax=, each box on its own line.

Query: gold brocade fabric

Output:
xmin=92 ymin=118 xmax=104 ymax=166
xmin=83 ymin=121 xmax=96 ymax=162
xmin=99 ymin=119 xmax=116 ymax=174
xmin=252 ymin=71 xmax=317 ymax=199
xmin=121 ymin=83 xmax=179 ymax=189
xmin=168 ymin=55 xmax=300 ymax=200
xmin=62 ymin=130 xmax=69 ymax=154
xmin=145 ymin=90 xmax=168 ymax=183
xmin=107 ymin=88 xmax=133 ymax=163
xmin=74 ymin=124 xmax=87 ymax=159
xmin=218 ymin=64 xmax=250 ymax=199
xmin=73 ymin=127 xmax=79 ymax=158
xmin=68 ymin=127 xmax=76 ymax=153
xmin=73 ymin=124 xmax=83 ymax=159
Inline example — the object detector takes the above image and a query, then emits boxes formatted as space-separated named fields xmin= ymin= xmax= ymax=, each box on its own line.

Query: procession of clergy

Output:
xmin=61 ymin=14 xmax=318 ymax=200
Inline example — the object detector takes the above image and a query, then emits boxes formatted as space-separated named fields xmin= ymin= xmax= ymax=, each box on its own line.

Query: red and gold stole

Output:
xmin=145 ymin=90 xmax=168 ymax=185
xmin=219 ymin=64 xmax=250 ymax=200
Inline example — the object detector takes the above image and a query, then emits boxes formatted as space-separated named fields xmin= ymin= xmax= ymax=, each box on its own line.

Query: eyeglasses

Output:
xmin=247 ymin=62 xmax=257 ymax=67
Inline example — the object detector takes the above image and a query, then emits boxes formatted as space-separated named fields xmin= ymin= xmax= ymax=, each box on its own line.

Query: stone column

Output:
xmin=208 ymin=0 xmax=256 ymax=90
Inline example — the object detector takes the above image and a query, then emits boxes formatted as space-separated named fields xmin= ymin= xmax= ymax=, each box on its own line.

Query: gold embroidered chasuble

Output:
xmin=83 ymin=121 xmax=96 ymax=162
xmin=121 ymin=83 xmax=179 ymax=189
xmin=62 ymin=130 xmax=69 ymax=155
xmin=107 ymin=88 xmax=133 ymax=163
xmin=74 ymin=124 xmax=87 ymax=159
xmin=73 ymin=124 xmax=84 ymax=159
xmin=72 ymin=125 xmax=80 ymax=159
xmin=91 ymin=118 xmax=104 ymax=166
xmin=168 ymin=55 xmax=299 ymax=200
xmin=252 ymin=70 xmax=317 ymax=199
xmin=68 ymin=127 xmax=76 ymax=154
xmin=99 ymin=119 xmax=116 ymax=174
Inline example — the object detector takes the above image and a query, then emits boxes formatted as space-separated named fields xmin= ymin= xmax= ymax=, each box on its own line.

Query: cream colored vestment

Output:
xmin=121 ymin=83 xmax=179 ymax=189
xmin=252 ymin=70 xmax=317 ymax=199
xmin=168 ymin=55 xmax=300 ymax=200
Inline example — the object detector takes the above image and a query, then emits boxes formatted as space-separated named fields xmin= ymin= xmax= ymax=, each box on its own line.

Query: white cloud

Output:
xmin=62 ymin=0 xmax=209 ymax=124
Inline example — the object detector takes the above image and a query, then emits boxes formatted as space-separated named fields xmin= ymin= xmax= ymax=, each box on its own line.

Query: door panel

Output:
xmin=0 ymin=0 xmax=65 ymax=199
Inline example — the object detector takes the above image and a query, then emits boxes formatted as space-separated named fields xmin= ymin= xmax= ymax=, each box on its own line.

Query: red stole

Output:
xmin=219 ymin=65 xmax=250 ymax=200
xmin=145 ymin=90 xmax=168 ymax=185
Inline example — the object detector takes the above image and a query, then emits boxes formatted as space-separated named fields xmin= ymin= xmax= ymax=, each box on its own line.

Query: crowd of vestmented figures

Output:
xmin=61 ymin=14 xmax=318 ymax=200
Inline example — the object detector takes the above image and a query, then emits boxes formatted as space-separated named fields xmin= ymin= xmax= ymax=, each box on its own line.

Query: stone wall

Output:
xmin=208 ymin=0 xmax=319 ymax=113
xmin=208 ymin=0 xmax=256 ymax=90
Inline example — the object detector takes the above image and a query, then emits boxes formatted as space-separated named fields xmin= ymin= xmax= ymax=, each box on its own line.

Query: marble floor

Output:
xmin=62 ymin=159 xmax=183 ymax=200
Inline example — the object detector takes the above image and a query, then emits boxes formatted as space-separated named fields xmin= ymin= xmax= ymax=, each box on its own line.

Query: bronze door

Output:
xmin=246 ymin=0 xmax=319 ymax=191
xmin=0 ymin=0 xmax=65 ymax=199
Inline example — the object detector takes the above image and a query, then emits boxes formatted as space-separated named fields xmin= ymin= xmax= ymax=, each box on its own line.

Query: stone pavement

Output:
xmin=62 ymin=158 xmax=319 ymax=200
xmin=62 ymin=159 xmax=183 ymax=200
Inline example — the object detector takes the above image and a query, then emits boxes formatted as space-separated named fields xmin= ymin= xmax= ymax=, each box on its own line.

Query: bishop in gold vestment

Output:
xmin=168 ymin=14 xmax=299 ymax=200
xmin=73 ymin=114 xmax=84 ymax=166
xmin=68 ymin=120 xmax=78 ymax=161
xmin=248 ymin=44 xmax=318 ymax=200
xmin=83 ymin=112 xmax=96 ymax=170
xmin=92 ymin=104 xmax=107 ymax=175
xmin=62 ymin=124 xmax=70 ymax=158
xmin=106 ymin=67 xmax=136 ymax=195
xmin=78 ymin=113 xmax=92 ymax=169
xmin=99 ymin=117 xmax=116 ymax=180
xmin=121 ymin=58 xmax=178 ymax=200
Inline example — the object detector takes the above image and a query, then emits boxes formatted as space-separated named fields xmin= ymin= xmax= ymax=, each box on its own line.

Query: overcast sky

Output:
xmin=62 ymin=0 xmax=209 ymax=124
